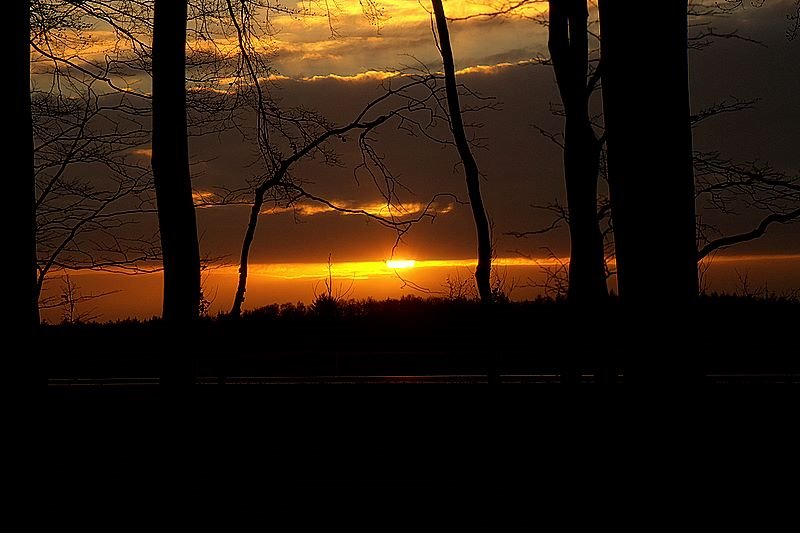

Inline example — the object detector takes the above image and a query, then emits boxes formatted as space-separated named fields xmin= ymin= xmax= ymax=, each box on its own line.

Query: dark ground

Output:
xmin=42 ymin=295 xmax=798 ymax=521
xmin=44 ymin=294 xmax=799 ymax=385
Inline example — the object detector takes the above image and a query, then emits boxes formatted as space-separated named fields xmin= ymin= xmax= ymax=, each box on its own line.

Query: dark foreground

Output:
xmin=45 ymin=294 xmax=799 ymax=388
xmin=42 ymin=295 xmax=798 ymax=524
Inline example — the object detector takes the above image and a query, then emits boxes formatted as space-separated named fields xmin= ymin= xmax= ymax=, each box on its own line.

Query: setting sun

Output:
xmin=386 ymin=259 xmax=416 ymax=269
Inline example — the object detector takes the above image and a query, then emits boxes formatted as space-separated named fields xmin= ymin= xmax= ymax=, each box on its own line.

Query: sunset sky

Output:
xmin=35 ymin=0 xmax=800 ymax=320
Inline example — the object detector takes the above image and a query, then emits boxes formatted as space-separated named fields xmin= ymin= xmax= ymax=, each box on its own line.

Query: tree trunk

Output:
xmin=431 ymin=0 xmax=493 ymax=303
xmin=230 ymin=188 xmax=266 ymax=318
xmin=15 ymin=0 xmax=39 ymax=328
xmin=599 ymin=0 xmax=698 ymax=304
xmin=548 ymin=0 xmax=608 ymax=305
xmin=152 ymin=0 xmax=201 ymax=323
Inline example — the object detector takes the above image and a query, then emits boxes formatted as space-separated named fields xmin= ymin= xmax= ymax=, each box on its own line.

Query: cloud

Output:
xmin=260 ymin=198 xmax=454 ymax=218
xmin=129 ymin=148 xmax=152 ymax=157
xmin=193 ymin=190 xmax=226 ymax=208
xmin=455 ymin=59 xmax=539 ymax=76
xmin=302 ymin=70 xmax=401 ymax=82
xmin=190 ymin=189 xmax=456 ymax=221
xmin=33 ymin=1 xmax=549 ymax=94
xmin=209 ymin=59 xmax=538 ymax=88
xmin=262 ymin=1 xmax=549 ymax=78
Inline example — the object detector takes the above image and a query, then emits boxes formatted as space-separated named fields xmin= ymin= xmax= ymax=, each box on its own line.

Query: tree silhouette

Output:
xmin=219 ymin=1 xmax=473 ymax=316
xmin=431 ymin=0 xmax=493 ymax=304
xmin=548 ymin=0 xmax=607 ymax=304
xmin=152 ymin=0 xmax=201 ymax=322
xmin=16 ymin=0 xmax=38 ymax=328
xmin=28 ymin=2 xmax=194 ymax=321
xmin=599 ymin=0 xmax=699 ymax=303
xmin=224 ymin=73 xmax=457 ymax=318
xmin=694 ymin=152 xmax=799 ymax=259
xmin=448 ymin=1 xmax=615 ymax=300
xmin=455 ymin=1 xmax=796 ymax=299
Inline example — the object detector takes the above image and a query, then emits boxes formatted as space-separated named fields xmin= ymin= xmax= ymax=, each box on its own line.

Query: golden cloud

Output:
xmin=455 ymin=59 xmax=538 ymax=76
xmin=192 ymin=190 xmax=224 ymax=208
xmin=129 ymin=147 xmax=152 ymax=157
xmin=33 ymin=1 xmax=548 ymax=89
xmin=302 ymin=70 xmax=401 ymax=82
xmin=261 ymin=199 xmax=454 ymax=218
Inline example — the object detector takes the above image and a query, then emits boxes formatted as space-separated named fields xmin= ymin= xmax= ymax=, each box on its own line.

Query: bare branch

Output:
xmin=698 ymin=207 xmax=800 ymax=259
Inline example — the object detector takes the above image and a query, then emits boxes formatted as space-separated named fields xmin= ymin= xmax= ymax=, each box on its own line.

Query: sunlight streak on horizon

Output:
xmin=386 ymin=259 xmax=416 ymax=269
xmin=217 ymin=256 xmax=576 ymax=281
xmin=51 ymin=253 xmax=800 ymax=279
xmin=37 ymin=253 xmax=800 ymax=322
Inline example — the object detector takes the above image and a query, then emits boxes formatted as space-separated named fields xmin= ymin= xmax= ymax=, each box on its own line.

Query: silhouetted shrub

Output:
xmin=310 ymin=293 xmax=341 ymax=318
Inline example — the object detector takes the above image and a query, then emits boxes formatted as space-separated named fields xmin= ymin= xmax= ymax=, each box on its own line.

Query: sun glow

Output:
xmin=386 ymin=259 xmax=416 ymax=269
xmin=39 ymin=254 xmax=800 ymax=322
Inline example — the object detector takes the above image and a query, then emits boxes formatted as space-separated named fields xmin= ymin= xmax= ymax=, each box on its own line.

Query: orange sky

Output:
xmin=39 ymin=254 xmax=800 ymax=322
xmin=33 ymin=1 xmax=800 ymax=320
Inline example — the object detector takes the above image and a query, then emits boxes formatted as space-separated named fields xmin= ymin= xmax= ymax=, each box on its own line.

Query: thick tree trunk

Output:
xmin=599 ymin=0 xmax=698 ymax=304
xmin=152 ymin=0 xmax=201 ymax=323
xmin=549 ymin=0 xmax=608 ymax=304
xmin=432 ymin=0 xmax=493 ymax=303
xmin=15 ymin=0 xmax=39 ymax=328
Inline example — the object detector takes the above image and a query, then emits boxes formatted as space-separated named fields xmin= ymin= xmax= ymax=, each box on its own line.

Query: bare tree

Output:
xmin=16 ymin=0 xmax=39 ymax=328
xmin=29 ymin=1 xmax=161 ymax=322
xmin=29 ymin=0 xmax=254 ymax=321
xmin=548 ymin=0 xmax=607 ymax=303
xmin=32 ymin=84 xmax=157 ymax=301
xmin=460 ymin=2 xmax=796 ymax=300
xmin=431 ymin=0 xmax=493 ymax=303
xmin=223 ymin=69 xmax=461 ymax=317
xmin=152 ymin=0 xmax=201 ymax=322
xmin=449 ymin=1 xmax=612 ymax=301
xmin=219 ymin=0 xmax=479 ymax=316
xmin=695 ymin=154 xmax=800 ymax=259
xmin=688 ymin=2 xmax=800 ymax=255
xmin=29 ymin=0 xmax=438 ymax=322
xmin=789 ymin=0 xmax=800 ymax=40
xmin=39 ymin=274 xmax=118 ymax=325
